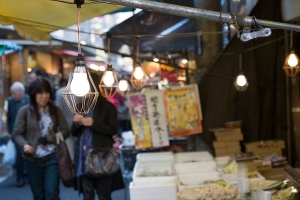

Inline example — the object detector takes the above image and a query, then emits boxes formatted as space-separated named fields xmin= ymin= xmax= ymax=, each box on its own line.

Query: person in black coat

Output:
xmin=71 ymin=73 xmax=124 ymax=200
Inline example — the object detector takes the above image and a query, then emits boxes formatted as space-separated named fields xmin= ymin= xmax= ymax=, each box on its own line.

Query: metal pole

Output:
xmin=96 ymin=0 xmax=300 ymax=32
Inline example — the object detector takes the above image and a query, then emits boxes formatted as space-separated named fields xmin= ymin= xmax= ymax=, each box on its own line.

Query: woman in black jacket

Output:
xmin=71 ymin=73 xmax=124 ymax=200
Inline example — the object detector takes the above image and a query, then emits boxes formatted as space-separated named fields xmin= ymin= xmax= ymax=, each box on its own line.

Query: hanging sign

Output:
xmin=145 ymin=90 xmax=169 ymax=148
xmin=164 ymin=84 xmax=203 ymax=137
xmin=128 ymin=93 xmax=152 ymax=149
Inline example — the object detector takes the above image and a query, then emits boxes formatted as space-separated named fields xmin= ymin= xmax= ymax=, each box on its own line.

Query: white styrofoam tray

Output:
xmin=129 ymin=181 xmax=177 ymax=200
xmin=175 ymin=151 xmax=213 ymax=163
xmin=178 ymin=171 xmax=221 ymax=186
xmin=136 ymin=152 xmax=174 ymax=162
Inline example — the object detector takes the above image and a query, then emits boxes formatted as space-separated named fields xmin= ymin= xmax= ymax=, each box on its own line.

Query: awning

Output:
xmin=0 ymin=0 xmax=123 ymax=41
xmin=108 ymin=0 xmax=196 ymax=54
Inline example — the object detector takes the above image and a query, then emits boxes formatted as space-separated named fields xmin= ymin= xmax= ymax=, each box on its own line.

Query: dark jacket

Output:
xmin=71 ymin=96 xmax=124 ymax=194
xmin=71 ymin=97 xmax=118 ymax=148
xmin=6 ymin=95 xmax=29 ymax=134
xmin=13 ymin=105 xmax=70 ymax=162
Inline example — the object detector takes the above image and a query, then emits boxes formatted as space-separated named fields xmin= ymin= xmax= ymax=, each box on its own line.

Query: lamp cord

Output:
xmin=108 ymin=37 xmax=111 ymax=64
xmin=239 ymin=53 xmax=242 ymax=71
xmin=77 ymin=7 xmax=81 ymax=54
xmin=290 ymin=30 xmax=293 ymax=50
xmin=136 ymin=37 xmax=140 ymax=64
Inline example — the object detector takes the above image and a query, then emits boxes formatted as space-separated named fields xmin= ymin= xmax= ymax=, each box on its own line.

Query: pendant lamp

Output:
xmin=130 ymin=38 xmax=147 ymax=90
xmin=99 ymin=32 xmax=118 ymax=98
xmin=234 ymin=54 xmax=249 ymax=91
xmin=283 ymin=31 xmax=300 ymax=77
xmin=62 ymin=2 xmax=99 ymax=114
xmin=117 ymin=57 xmax=131 ymax=96
xmin=117 ymin=75 xmax=130 ymax=96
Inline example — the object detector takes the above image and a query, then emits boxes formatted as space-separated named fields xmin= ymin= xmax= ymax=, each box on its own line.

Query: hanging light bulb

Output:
xmin=133 ymin=66 xmax=145 ymax=80
xmin=131 ymin=63 xmax=147 ymax=90
xmin=63 ymin=54 xmax=99 ymax=114
xmin=287 ymin=53 xmax=298 ymax=67
xmin=119 ymin=79 xmax=129 ymax=91
xmin=283 ymin=31 xmax=300 ymax=77
xmin=62 ymin=3 xmax=98 ymax=114
xmin=236 ymin=74 xmax=247 ymax=86
xmin=283 ymin=50 xmax=300 ymax=77
xmin=181 ymin=58 xmax=188 ymax=65
xmin=153 ymin=50 xmax=159 ymax=62
xmin=130 ymin=38 xmax=147 ymax=90
xmin=118 ymin=75 xmax=131 ymax=96
xmin=99 ymin=65 xmax=118 ymax=98
xmin=181 ymin=47 xmax=188 ymax=65
xmin=103 ymin=70 xmax=115 ymax=86
xmin=70 ymin=66 xmax=90 ymax=96
xmin=234 ymin=72 xmax=249 ymax=91
xmin=234 ymin=54 xmax=249 ymax=91
xmin=99 ymin=33 xmax=118 ymax=98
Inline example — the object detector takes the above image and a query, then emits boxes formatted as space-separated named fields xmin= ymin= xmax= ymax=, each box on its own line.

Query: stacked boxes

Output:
xmin=244 ymin=140 xmax=285 ymax=158
xmin=212 ymin=128 xmax=243 ymax=157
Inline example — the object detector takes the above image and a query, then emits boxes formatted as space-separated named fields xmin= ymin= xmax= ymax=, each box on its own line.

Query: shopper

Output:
xmin=5 ymin=82 xmax=29 ymax=187
xmin=13 ymin=78 xmax=70 ymax=200
xmin=71 ymin=73 xmax=124 ymax=200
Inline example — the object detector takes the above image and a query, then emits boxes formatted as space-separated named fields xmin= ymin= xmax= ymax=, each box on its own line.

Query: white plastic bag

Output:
xmin=2 ymin=139 xmax=16 ymax=165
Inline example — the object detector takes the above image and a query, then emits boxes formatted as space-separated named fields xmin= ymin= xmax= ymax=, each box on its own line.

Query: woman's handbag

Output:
xmin=56 ymin=132 xmax=75 ymax=187
xmin=84 ymin=147 xmax=120 ymax=178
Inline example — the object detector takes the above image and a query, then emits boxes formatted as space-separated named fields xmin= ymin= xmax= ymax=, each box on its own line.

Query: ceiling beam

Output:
xmin=96 ymin=0 xmax=300 ymax=32
xmin=0 ymin=40 xmax=62 ymax=46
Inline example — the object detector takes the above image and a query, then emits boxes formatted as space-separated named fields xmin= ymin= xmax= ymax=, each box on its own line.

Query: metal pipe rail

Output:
xmin=94 ymin=0 xmax=300 ymax=32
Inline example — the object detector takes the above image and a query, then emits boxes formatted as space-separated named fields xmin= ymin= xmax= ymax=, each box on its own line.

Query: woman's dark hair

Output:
xmin=28 ymin=78 xmax=56 ymax=120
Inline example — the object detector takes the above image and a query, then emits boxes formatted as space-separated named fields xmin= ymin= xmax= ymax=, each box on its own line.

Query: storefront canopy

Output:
xmin=0 ymin=0 xmax=122 ymax=41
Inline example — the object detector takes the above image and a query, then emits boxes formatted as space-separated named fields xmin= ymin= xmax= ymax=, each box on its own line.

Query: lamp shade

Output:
xmin=99 ymin=64 xmax=118 ymax=98
xmin=130 ymin=64 xmax=147 ymax=90
xmin=63 ymin=54 xmax=99 ymax=114
xmin=283 ymin=50 xmax=300 ymax=77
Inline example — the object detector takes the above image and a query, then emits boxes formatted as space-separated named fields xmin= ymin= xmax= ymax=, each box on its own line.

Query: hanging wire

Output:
xmin=107 ymin=36 xmax=111 ymax=63
xmin=77 ymin=7 xmax=81 ymax=54
xmin=239 ymin=53 xmax=242 ymax=71
xmin=290 ymin=30 xmax=293 ymax=50
xmin=62 ymin=2 xmax=99 ymax=114
xmin=136 ymin=37 xmax=140 ymax=63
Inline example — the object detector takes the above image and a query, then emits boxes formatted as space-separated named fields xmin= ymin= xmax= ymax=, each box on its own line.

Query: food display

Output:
xmin=177 ymin=185 xmax=238 ymax=200
xmin=129 ymin=151 xmax=298 ymax=200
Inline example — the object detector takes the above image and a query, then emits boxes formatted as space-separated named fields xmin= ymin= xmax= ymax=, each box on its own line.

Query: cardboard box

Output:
xmin=253 ymin=149 xmax=282 ymax=158
xmin=244 ymin=140 xmax=285 ymax=152
xmin=213 ymin=141 xmax=240 ymax=149
xmin=215 ymin=145 xmax=241 ymax=157
xmin=259 ymin=165 xmax=292 ymax=181
xmin=244 ymin=160 xmax=272 ymax=172
xmin=211 ymin=128 xmax=242 ymax=138
xmin=215 ymin=134 xmax=244 ymax=142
